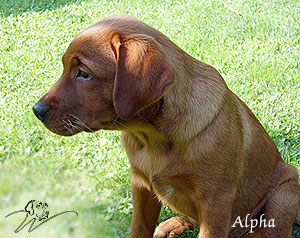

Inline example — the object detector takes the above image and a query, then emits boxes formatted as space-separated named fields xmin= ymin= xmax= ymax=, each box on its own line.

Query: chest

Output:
xmin=122 ymin=133 xmax=200 ymax=218
xmin=135 ymin=164 xmax=200 ymax=219
xmin=121 ymin=131 xmax=174 ymax=175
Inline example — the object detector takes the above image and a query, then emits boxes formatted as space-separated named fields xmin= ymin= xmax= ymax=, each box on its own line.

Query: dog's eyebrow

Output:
xmin=62 ymin=53 xmax=71 ymax=68
xmin=71 ymin=56 xmax=80 ymax=65
xmin=76 ymin=54 xmax=90 ymax=65
xmin=75 ymin=55 xmax=94 ymax=72
xmin=62 ymin=54 xmax=81 ymax=68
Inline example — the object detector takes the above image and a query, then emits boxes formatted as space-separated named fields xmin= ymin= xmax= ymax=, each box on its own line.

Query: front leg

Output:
xmin=131 ymin=172 xmax=161 ymax=238
xmin=198 ymin=189 xmax=235 ymax=238
xmin=198 ymin=205 xmax=231 ymax=238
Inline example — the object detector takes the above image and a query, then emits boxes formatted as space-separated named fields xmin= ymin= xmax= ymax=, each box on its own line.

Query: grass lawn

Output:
xmin=0 ymin=0 xmax=299 ymax=237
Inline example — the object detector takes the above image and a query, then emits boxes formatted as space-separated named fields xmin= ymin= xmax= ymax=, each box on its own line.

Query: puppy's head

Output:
xmin=25 ymin=200 xmax=49 ymax=221
xmin=33 ymin=15 xmax=174 ymax=136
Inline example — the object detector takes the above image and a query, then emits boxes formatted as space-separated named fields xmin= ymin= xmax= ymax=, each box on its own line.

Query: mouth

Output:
xmin=42 ymin=114 xmax=122 ymax=136
xmin=42 ymin=114 xmax=96 ymax=136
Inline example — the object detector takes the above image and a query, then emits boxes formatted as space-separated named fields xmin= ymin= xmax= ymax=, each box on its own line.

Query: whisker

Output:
xmin=73 ymin=121 xmax=97 ymax=140
xmin=111 ymin=120 xmax=120 ymax=130
xmin=114 ymin=120 xmax=130 ymax=130
xmin=137 ymin=113 xmax=149 ymax=122
xmin=68 ymin=114 xmax=94 ymax=133
xmin=112 ymin=116 xmax=119 ymax=122
xmin=109 ymin=116 xmax=130 ymax=130
xmin=66 ymin=119 xmax=73 ymax=125
xmin=72 ymin=119 xmax=84 ymax=127
xmin=69 ymin=124 xmax=81 ymax=131
xmin=68 ymin=114 xmax=80 ymax=121
xmin=62 ymin=119 xmax=72 ymax=127
xmin=73 ymin=120 xmax=94 ymax=133
xmin=67 ymin=114 xmax=98 ymax=139
xmin=62 ymin=119 xmax=75 ymax=135
xmin=63 ymin=125 xmax=74 ymax=135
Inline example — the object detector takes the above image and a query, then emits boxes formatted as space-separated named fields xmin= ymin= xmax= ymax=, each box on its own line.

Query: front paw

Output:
xmin=153 ymin=217 xmax=190 ymax=238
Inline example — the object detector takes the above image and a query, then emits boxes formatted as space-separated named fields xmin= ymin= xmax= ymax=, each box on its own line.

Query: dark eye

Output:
xmin=76 ymin=70 xmax=92 ymax=81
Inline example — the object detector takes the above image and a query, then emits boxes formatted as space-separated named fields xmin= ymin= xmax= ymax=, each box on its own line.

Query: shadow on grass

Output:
xmin=274 ymin=133 xmax=300 ymax=238
xmin=292 ymin=218 xmax=300 ymax=238
xmin=0 ymin=0 xmax=86 ymax=17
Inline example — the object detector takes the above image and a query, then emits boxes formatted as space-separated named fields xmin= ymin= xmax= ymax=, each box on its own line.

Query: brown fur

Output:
xmin=33 ymin=15 xmax=300 ymax=237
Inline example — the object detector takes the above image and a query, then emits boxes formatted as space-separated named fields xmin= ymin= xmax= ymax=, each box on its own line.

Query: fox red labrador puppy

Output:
xmin=33 ymin=15 xmax=300 ymax=237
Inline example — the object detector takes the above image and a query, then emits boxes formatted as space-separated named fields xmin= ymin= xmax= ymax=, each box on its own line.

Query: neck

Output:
xmin=117 ymin=57 xmax=228 ymax=151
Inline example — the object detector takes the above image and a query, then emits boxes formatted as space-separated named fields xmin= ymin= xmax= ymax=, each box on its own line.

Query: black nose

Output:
xmin=33 ymin=101 xmax=49 ymax=122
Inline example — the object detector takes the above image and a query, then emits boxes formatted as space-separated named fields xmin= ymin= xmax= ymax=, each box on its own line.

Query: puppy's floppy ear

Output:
xmin=25 ymin=200 xmax=35 ymax=216
xmin=110 ymin=32 xmax=174 ymax=120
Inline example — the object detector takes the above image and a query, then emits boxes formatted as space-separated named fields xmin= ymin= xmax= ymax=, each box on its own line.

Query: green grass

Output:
xmin=0 ymin=0 xmax=299 ymax=237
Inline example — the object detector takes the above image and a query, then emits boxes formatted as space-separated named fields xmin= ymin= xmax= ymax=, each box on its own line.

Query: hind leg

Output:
xmin=248 ymin=169 xmax=300 ymax=237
